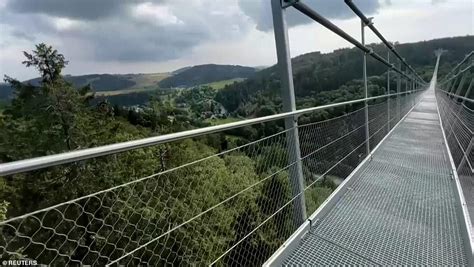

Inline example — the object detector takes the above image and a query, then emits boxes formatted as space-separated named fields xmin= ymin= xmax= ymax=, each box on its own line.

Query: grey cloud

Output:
xmin=84 ymin=19 xmax=211 ymax=62
xmin=1 ymin=0 xmax=380 ymax=64
xmin=6 ymin=0 xmax=132 ymax=20
xmin=11 ymin=30 xmax=36 ymax=41
xmin=2 ymin=0 xmax=249 ymax=62
xmin=239 ymin=0 xmax=381 ymax=31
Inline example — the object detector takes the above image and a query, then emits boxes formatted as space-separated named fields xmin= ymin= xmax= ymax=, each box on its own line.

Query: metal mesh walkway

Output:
xmin=281 ymin=90 xmax=470 ymax=266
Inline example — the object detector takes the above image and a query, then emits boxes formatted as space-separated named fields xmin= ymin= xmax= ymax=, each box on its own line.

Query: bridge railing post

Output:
xmin=455 ymin=78 xmax=472 ymax=172
xmin=454 ymin=72 xmax=467 ymax=97
xmin=447 ymin=75 xmax=458 ymax=94
xmin=457 ymin=78 xmax=473 ymax=113
xmin=387 ymin=50 xmax=391 ymax=131
xmin=405 ymin=69 xmax=409 ymax=111
xmin=271 ymin=0 xmax=307 ymax=226
xmin=361 ymin=18 xmax=371 ymax=157
xmin=397 ymin=60 xmax=401 ymax=122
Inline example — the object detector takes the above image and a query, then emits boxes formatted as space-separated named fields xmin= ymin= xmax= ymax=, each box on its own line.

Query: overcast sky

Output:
xmin=0 ymin=0 xmax=472 ymax=81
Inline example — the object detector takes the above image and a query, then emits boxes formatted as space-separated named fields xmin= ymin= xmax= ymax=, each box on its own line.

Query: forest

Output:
xmin=0 ymin=44 xmax=337 ymax=265
xmin=216 ymin=36 xmax=474 ymax=117
xmin=0 ymin=35 xmax=472 ymax=265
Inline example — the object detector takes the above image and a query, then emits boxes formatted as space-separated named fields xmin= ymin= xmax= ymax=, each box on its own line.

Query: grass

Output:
xmin=127 ymin=73 xmax=170 ymax=89
xmin=90 ymin=75 xmax=244 ymax=103
xmin=93 ymin=87 xmax=161 ymax=96
xmin=88 ymin=72 xmax=171 ymax=97
xmin=92 ymin=75 xmax=240 ymax=96
xmin=203 ymin=78 xmax=246 ymax=90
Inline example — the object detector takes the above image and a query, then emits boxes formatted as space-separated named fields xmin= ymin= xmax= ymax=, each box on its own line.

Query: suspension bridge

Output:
xmin=0 ymin=0 xmax=473 ymax=266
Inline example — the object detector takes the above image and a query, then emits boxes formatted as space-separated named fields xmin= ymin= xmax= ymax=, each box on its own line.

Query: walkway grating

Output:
xmin=281 ymin=90 xmax=470 ymax=266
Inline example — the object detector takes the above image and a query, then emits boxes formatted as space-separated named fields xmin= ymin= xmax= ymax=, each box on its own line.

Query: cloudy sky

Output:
xmin=0 ymin=0 xmax=472 ymax=80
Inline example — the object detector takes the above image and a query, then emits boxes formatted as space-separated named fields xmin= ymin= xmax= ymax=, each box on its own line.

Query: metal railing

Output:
xmin=344 ymin=0 xmax=425 ymax=84
xmin=436 ymin=53 xmax=473 ymax=252
xmin=0 ymin=92 xmax=424 ymax=266
xmin=439 ymin=51 xmax=474 ymax=85
xmin=0 ymin=0 xmax=427 ymax=265
xmin=436 ymin=52 xmax=473 ymax=176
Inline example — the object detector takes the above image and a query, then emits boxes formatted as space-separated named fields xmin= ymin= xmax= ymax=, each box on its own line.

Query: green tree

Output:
xmin=0 ymin=44 xmax=287 ymax=266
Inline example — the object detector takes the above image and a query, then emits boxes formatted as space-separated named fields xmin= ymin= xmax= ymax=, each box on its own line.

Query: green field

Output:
xmin=93 ymin=87 xmax=161 ymax=96
xmin=93 ymin=75 xmax=239 ymax=97
xmin=93 ymin=72 xmax=171 ymax=96
xmin=126 ymin=72 xmax=170 ymax=89
xmin=203 ymin=78 xmax=246 ymax=90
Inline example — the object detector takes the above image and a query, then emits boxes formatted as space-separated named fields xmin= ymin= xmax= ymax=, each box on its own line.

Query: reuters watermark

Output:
xmin=2 ymin=259 xmax=38 ymax=266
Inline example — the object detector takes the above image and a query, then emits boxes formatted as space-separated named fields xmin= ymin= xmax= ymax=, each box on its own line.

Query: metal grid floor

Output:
xmin=282 ymin=92 xmax=469 ymax=265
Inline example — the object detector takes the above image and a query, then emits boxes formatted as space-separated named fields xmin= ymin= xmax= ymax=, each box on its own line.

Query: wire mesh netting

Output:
xmin=281 ymin=92 xmax=470 ymax=265
xmin=0 ymin=92 xmax=423 ymax=266
xmin=437 ymin=68 xmax=473 ymax=172
xmin=436 ymin=61 xmax=473 ymax=233
xmin=438 ymin=93 xmax=473 ymax=167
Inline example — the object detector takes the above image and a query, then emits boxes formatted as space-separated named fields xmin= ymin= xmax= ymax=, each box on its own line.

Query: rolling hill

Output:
xmin=2 ymin=36 xmax=471 ymax=109
xmin=158 ymin=64 xmax=256 ymax=88
xmin=215 ymin=35 xmax=474 ymax=113
xmin=0 ymin=64 xmax=257 ymax=103
xmin=0 ymin=72 xmax=170 ymax=101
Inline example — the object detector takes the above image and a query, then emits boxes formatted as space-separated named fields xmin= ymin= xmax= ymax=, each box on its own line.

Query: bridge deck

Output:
xmin=281 ymin=90 xmax=470 ymax=265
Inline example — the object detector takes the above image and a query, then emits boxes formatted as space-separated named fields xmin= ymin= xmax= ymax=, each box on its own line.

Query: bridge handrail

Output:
xmin=287 ymin=0 xmax=425 ymax=84
xmin=0 ymin=1 xmax=437 ymax=265
xmin=344 ymin=0 xmax=425 ymax=83
xmin=437 ymin=88 xmax=474 ymax=104
xmin=439 ymin=51 xmax=474 ymax=83
xmin=439 ymin=63 xmax=474 ymax=85
xmin=435 ymin=55 xmax=473 ymax=175
xmin=0 ymin=89 xmax=423 ymax=176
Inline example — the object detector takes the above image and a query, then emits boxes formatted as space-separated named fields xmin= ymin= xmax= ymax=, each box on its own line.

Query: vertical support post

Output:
xmin=387 ymin=50 xmax=390 ymax=131
xmin=361 ymin=19 xmax=370 ymax=156
xmin=455 ymin=78 xmax=473 ymax=172
xmin=458 ymin=78 xmax=473 ymax=112
xmin=271 ymin=0 xmax=306 ymax=225
xmin=455 ymin=78 xmax=473 ymax=121
xmin=462 ymin=78 xmax=473 ymax=102
xmin=454 ymin=73 xmax=467 ymax=97
xmin=457 ymin=84 xmax=473 ymax=170
xmin=405 ymin=70 xmax=408 ymax=92
xmin=448 ymin=76 xmax=458 ymax=94
xmin=446 ymin=78 xmax=452 ymax=91
xmin=404 ymin=70 xmax=408 ymax=112
xmin=397 ymin=60 xmax=401 ymax=121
